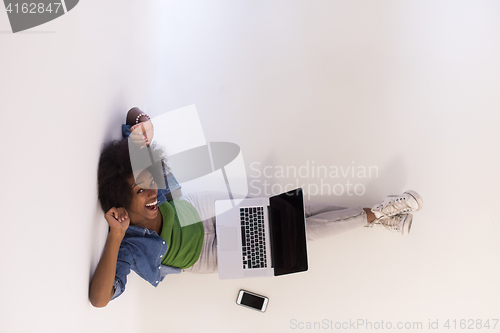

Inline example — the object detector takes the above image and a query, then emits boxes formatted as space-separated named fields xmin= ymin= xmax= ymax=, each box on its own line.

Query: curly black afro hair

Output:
xmin=97 ymin=139 xmax=166 ymax=213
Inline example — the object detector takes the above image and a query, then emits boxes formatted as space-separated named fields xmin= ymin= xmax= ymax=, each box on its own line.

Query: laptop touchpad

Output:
xmin=218 ymin=227 xmax=239 ymax=251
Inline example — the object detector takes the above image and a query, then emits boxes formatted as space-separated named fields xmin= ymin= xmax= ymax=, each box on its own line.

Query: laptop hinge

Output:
xmin=267 ymin=206 xmax=275 ymax=268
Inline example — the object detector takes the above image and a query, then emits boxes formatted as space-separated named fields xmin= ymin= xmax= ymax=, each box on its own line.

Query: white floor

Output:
xmin=1 ymin=1 xmax=500 ymax=332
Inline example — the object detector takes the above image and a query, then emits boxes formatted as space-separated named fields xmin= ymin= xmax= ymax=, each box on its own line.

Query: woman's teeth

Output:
xmin=145 ymin=200 xmax=158 ymax=210
xmin=146 ymin=200 xmax=157 ymax=207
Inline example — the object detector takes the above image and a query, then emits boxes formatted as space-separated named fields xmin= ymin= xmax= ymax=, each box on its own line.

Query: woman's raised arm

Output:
xmin=89 ymin=208 xmax=129 ymax=308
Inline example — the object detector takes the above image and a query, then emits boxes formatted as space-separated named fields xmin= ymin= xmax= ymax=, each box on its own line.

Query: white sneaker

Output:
xmin=365 ymin=214 xmax=413 ymax=235
xmin=371 ymin=190 xmax=423 ymax=218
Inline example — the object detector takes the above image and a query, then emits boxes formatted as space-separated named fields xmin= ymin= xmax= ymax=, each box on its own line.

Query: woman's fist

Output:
xmin=104 ymin=207 xmax=130 ymax=233
xmin=130 ymin=120 xmax=154 ymax=148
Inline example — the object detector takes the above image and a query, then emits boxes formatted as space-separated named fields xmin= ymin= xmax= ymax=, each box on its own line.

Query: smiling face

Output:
xmin=126 ymin=169 xmax=159 ymax=225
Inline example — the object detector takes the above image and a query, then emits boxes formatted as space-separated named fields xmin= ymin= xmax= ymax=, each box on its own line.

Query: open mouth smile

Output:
xmin=145 ymin=199 xmax=158 ymax=211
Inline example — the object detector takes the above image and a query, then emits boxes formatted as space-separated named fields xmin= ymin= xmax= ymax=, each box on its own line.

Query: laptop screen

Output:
xmin=269 ymin=188 xmax=308 ymax=276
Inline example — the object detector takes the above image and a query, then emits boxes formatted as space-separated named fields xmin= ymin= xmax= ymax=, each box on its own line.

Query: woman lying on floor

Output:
xmin=89 ymin=107 xmax=424 ymax=308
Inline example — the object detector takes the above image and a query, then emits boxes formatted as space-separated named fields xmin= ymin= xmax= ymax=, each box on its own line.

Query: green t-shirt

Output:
xmin=158 ymin=199 xmax=204 ymax=269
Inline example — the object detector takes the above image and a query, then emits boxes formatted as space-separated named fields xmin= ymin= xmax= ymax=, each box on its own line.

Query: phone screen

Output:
xmin=240 ymin=292 xmax=265 ymax=310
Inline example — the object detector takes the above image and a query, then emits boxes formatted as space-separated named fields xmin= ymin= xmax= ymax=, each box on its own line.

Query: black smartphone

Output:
xmin=236 ymin=289 xmax=269 ymax=312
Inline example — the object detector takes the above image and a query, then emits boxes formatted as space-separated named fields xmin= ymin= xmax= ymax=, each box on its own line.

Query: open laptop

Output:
xmin=215 ymin=188 xmax=308 ymax=279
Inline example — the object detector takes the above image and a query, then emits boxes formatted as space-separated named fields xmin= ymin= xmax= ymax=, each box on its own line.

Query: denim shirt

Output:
xmin=111 ymin=224 xmax=182 ymax=301
xmin=111 ymin=125 xmax=183 ymax=300
xmin=111 ymin=177 xmax=183 ymax=300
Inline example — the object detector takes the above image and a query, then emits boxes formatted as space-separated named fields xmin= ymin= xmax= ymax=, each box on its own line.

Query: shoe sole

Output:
xmin=402 ymin=214 xmax=413 ymax=235
xmin=404 ymin=190 xmax=424 ymax=211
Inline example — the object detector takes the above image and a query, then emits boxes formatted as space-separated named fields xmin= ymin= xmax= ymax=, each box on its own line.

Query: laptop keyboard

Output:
xmin=240 ymin=207 xmax=267 ymax=269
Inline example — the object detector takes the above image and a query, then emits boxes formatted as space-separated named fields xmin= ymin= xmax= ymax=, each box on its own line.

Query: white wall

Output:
xmin=1 ymin=1 xmax=499 ymax=332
